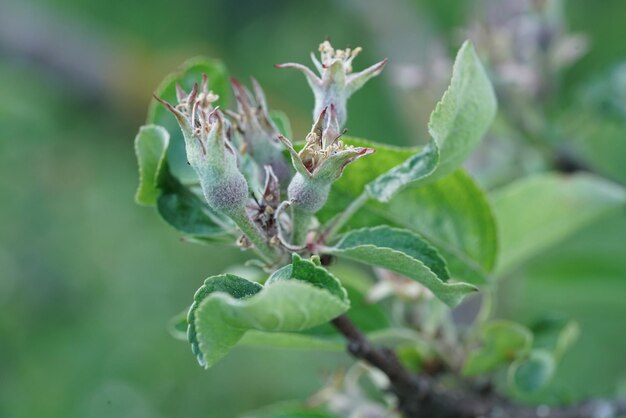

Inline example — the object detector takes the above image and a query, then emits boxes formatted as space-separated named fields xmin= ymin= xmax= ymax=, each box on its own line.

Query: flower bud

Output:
xmin=279 ymin=105 xmax=373 ymax=241
xmin=154 ymin=76 xmax=248 ymax=215
xmin=276 ymin=40 xmax=387 ymax=127
xmin=280 ymin=106 xmax=373 ymax=199
xmin=227 ymin=78 xmax=292 ymax=186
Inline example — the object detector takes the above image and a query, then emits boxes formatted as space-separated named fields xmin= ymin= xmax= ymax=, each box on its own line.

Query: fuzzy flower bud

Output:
xmin=154 ymin=76 xmax=248 ymax=215
xmin=276 ymin=40 xmax=387 ymax=127
xmin=226 ymin=78 xmax=292 ymax=186
xmin=279 ymin=105 xmax=374 ymax=215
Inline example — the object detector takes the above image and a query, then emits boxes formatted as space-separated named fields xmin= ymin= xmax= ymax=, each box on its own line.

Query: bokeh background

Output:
xmin=1 ymin=0 xmax=625 ymax=417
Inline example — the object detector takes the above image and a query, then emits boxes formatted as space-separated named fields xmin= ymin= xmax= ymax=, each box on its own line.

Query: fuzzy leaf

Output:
xmin=188 ymin=255 xmax=349 ymax=368
xmin=317 ymin=137 xmax=421 ymax=222
xmin=426 ymin=40 xmax=497 ymax=182
xmin=337 ymin=41 xmax=495 ymax=203
xmin=463 ymin=320 xmax=532 ymax=376
xmin=348 ymin=170 xmax=497 ymax=284
xmin=147 ymin=57 xmax=230 ymax=182
xmin=134 ymin=125 xmax=170 ymax=206
xmin=493 ymin=173 xmax=626 ymax=275
xmin=325 ymin=226 xmax=477 ymax=307
xmin=270 ymin=110 xmax=293 ymax=138
xmin=365 ymin=141 xmax=439 ymax=202
xmin=157 ymin=177 xmax=230 ymax=241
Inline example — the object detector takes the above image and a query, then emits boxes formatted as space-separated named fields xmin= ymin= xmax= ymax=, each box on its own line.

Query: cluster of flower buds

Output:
xmin=276 ymin=40 xmax=387 ymax=127
xmin=155 ymin=76 xmax=280 ymax=263
xmin=154 ymin=40 xmax=386 ymax=258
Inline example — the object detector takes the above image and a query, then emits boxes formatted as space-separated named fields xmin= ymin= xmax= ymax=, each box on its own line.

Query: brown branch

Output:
xmin=330 ymin=314 xmax=626 ymax=418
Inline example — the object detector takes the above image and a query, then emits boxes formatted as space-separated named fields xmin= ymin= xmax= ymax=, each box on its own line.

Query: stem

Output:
xmin=330 ymin=314 xmax=626 ymax=418
xmin=291 ymin=206 xmax=313 ymax=246
xmin=321 ymin=191 xmax=369 ymax=242
xmin=331 ymin=315 xmax=417 ymax=389
xmin=228 ymin=206 xmax=280 ymax=264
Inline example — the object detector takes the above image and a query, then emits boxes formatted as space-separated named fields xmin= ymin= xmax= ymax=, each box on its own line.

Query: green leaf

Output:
xmin=425 ymin=40 xmax=497 ymax=182
xmin=492 ymin=173 xmax=626 ymax=275
xmin=267 ymin=254 xmax=348 ymax=302
xmin=134 ymin=125 xmax=169 ymax=206
xmin=168 ymin=310 xmax=188 ymax=341
xmin=365 ymin=141 xmax=439 ymax=202
xmin=147 ymin=57 xmax=229 ymax=183
xmin=269 ymin=109 xmax=293 ymax=138
xmin=325 ymin=41 xmax=495 ymax=209
xmin=508 ymin=349 xmax=555 ymax=393
xmin=530 ymin=317 xmax=580 ymax=361
xmin=317 ymin=137 xmax=422 ymax=223
xmin=239 ymin=331 xmax=344 ymax=351
xmin=187 ymin=274 xmax=262 ymax=366
xmin=324 ymin=226 xmax=477 ymax=307
xmin=463 ymin=320 xmax=532 ymax=376
xmin=188 ymin=255 xmax=350 ymax=368
xmin=349 ymin=170 xmax=497 ymax=284
xmin=157 ymin=177 xmax=230 ymax=241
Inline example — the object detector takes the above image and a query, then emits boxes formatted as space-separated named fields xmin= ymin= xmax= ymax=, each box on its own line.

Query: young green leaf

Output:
xmin=508 ymin=349 xmax=555 ymax=394
xmin=134 ymin=125 xmax=170 ymax=206
xmin=147 ymin=57 xmax=230 ymax=183
xmin=317 ymin=137 xmax=422 ymax=223
xmin=346 ymin=170 xmax=497 ymax=284
xmin=504 ymin=317 xmax=579 ymax=393
xmin=425 ymin=40 xmax=497 ymax=182
xmin=463 ymin=320 xmax=532 ymax=376
xmin=340 ymin=41 xmax=495 ymax=204
xmin=267 ymin=253 xmax=349 ymax=302
xmin=188 ymin=255 xmax=350 ymax=368
xmin=157 ymin=177 xmax=231 ymax=241
xmin=364 ymin=141 xmax=439 ymax=202
xmin=269 ymin=109 xmax=293 ymax=138
xmin=531 ymin=317 xmax=579 ymax=361
xmin=324 ymin=226 xmax=477 ymax=307
xmin=493 ymin=173 xmax=626 ymax=275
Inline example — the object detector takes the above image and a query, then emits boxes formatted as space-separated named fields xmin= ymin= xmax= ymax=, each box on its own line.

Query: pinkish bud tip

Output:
xmin=153 ymin=94 xmax=175 ymax=111
xmin=208 ymin=106 xmax=222 ymax=124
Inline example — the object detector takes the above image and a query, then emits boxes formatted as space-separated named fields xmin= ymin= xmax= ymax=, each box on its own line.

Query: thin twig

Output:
xmin=330 ymin=314 xmax=626 ymax=418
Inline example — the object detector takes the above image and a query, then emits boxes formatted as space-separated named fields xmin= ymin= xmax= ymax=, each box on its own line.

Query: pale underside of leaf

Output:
xmin=326 ymin=226 xmax=477 ymax=307
xmin=189 ymin=255 xmax=350 ymax=368
xmin=134 ymin=125 xmax=170 ymax=206
xmin=194 ymin=280 xmax=349 ymax=368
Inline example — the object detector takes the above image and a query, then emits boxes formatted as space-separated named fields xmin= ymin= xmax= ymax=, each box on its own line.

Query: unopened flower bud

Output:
xmin=154 ymin=76 xmax=248 ymax=215
xmin=227 ymin=78 xmax=292 ymax=186
xmin=280 ymin=105 xmax=374 ymax=206
xmin=276 ymin=40 xmax=387 ymax=127
xmin=279 ymin=106 xmax=373 ymax=244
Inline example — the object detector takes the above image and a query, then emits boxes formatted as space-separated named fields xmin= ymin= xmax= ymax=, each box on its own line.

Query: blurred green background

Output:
xmin=1 ymin=0 xmax=625 ymax=417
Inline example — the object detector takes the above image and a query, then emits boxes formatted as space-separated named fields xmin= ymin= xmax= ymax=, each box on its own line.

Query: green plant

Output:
xmin=134 ymin=40 xmax=626 ymax=417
